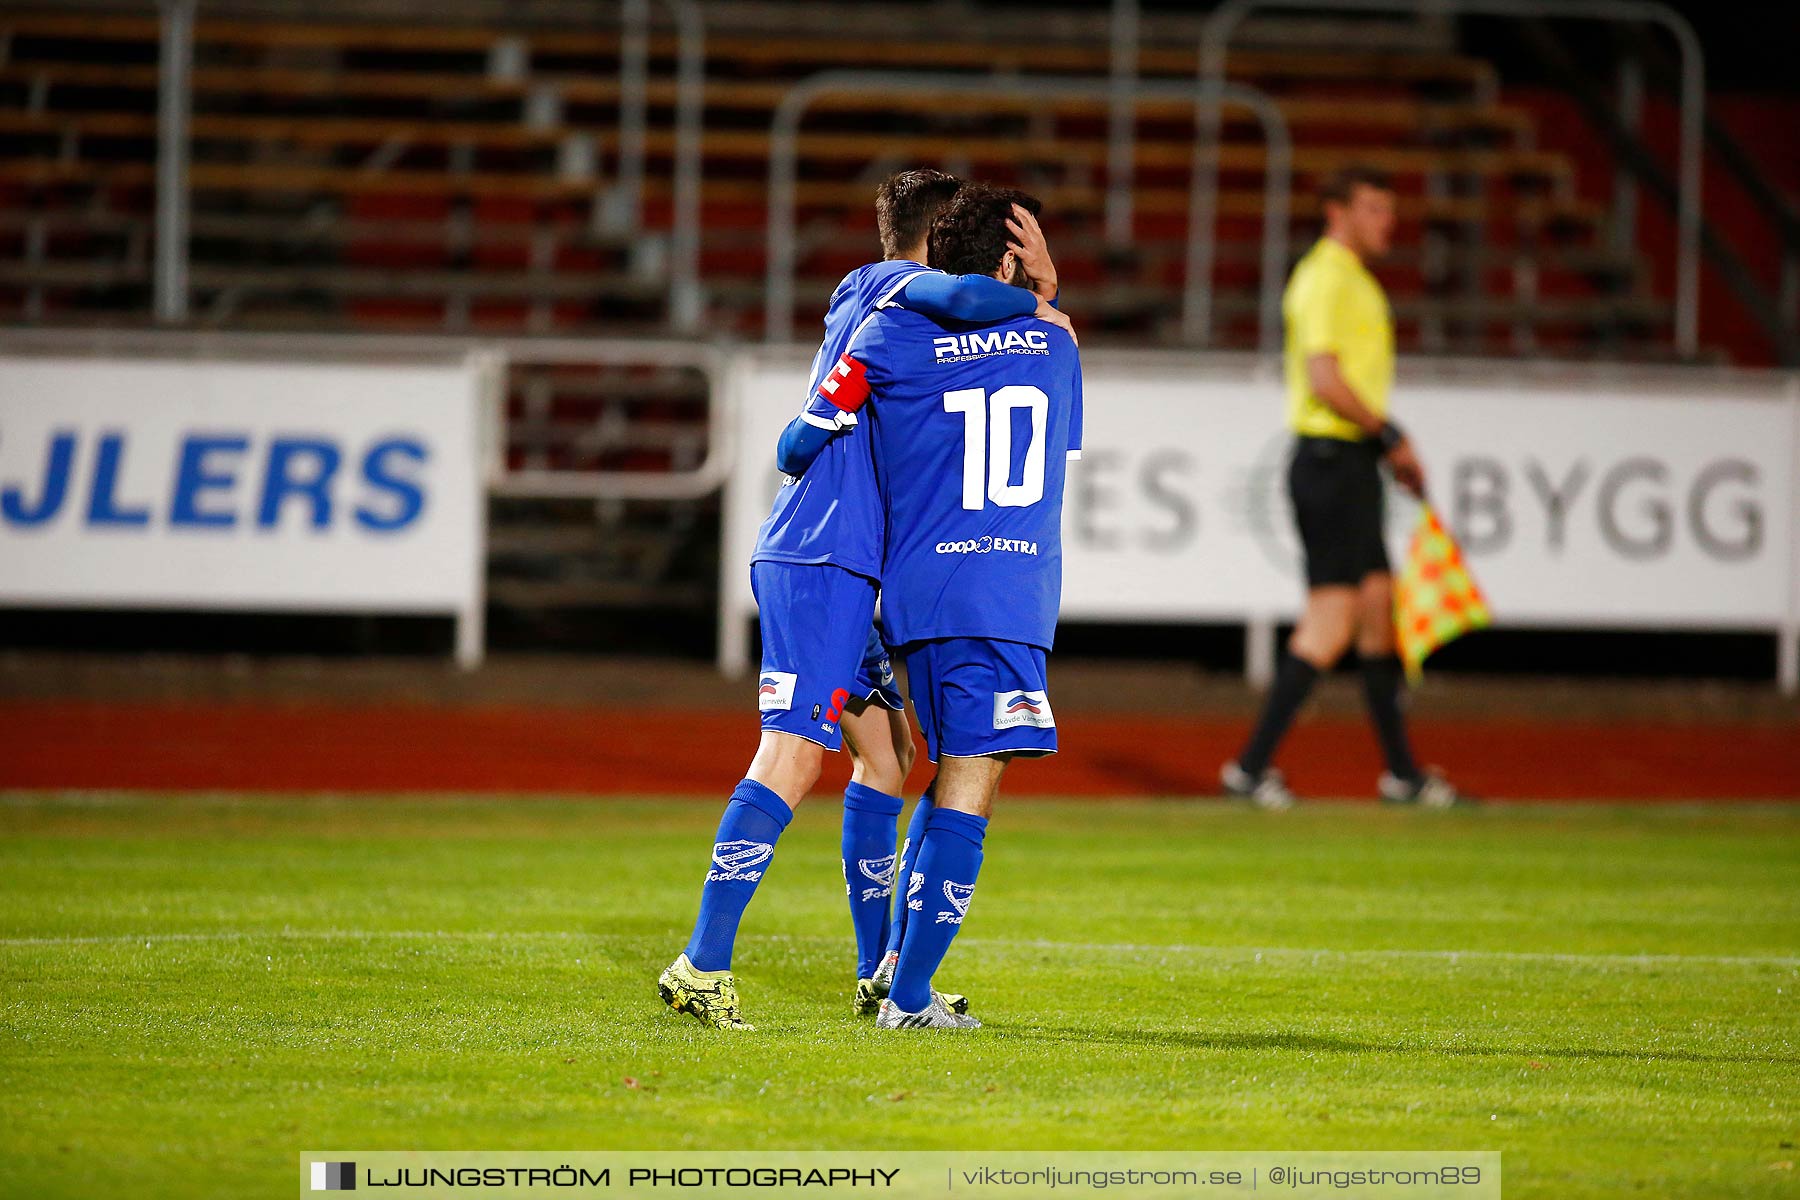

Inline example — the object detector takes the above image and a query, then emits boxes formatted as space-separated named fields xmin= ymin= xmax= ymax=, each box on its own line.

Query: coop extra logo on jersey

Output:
xmin=0 ymin=430 xmax=431 ymax=533
xmin=934 ymin=535 xmax=1040 ymax=556
xmin=993 ymin=689 xmax=1055 ymax=730
xmin=932 ymin=329 xmax=1051 ymax=363
xmin=757 ymin=671 xmax=796 ymax=712
xmin=709 ymin=839 xmax=775 ymax=882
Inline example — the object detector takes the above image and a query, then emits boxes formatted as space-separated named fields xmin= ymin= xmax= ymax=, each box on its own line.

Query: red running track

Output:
xmin=1 ymin=702 xmax=1794 ymax=800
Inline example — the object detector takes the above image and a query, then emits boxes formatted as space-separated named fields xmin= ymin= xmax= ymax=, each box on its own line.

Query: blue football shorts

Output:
xmin=854 ymin=622 xmax=906 ymax=713
xmin=751 ymin=560 xmax=895 ymax=751
xmin=897 ymin=636 xmax=1057 ymax=763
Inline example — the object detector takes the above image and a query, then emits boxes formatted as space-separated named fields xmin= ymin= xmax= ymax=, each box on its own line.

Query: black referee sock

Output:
xmin=1361 ymin=654 xmax=1421 ymax=784
xmin=1237 ymin=652 xmax=1320 ymax=777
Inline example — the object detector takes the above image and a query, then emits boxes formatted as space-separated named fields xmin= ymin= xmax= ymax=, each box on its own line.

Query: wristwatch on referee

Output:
xmin=1377 ymin=420 xmax=1406 ymax=452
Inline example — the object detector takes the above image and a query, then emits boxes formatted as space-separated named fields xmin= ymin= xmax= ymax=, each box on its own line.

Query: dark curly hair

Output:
xmin=875 ymin=169 xmax=964 ymax=260
xmin=926 ymin=183 xmax=1042 ymax=280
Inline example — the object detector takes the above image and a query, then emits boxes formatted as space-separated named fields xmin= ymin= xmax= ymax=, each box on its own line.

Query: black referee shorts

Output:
xmin=1288 ymin=435 xmax=1390 ymax=589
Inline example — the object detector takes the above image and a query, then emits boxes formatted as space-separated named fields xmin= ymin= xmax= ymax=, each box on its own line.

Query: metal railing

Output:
xmin=1190 ymin=0 xmax=1706 ymax=358
xmin=0 ymin=326 xmax=734 ymax=504
xmin=146 ymin=0 xmax=707 ymax=335
xmin=1106 ymin=0 xmax=1140 ymax=249
xmin=492 ymin=337 xmax=734 ymax=502
xmin=763 ymin=69 xmax=1292 ymax=356
xmin=612 ymin=0 xmax=706 ymax=332
xmin=153 ymin=0 xmax=193 ymax=324
xmin=124 ymin=0 xmax=1722 ymax=361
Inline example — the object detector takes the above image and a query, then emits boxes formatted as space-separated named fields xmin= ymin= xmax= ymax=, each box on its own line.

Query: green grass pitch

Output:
xmin=2 ymin=793 xmax=1795 ymax=1199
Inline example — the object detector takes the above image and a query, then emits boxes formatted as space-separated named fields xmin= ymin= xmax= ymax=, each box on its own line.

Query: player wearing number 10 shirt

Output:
xmin=812 ymin=184 xmax=1083 ymax=1029
xmin=827 ymin=240 xmax=1081 ymax=755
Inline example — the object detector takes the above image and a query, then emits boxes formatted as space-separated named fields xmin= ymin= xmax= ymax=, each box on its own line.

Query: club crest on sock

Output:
xmin=709 ymin=839 xmax=774 ymax=881
xmin=905 ymin=869 xmax=925 ymax=912
xmin=937 ymin=879 xmax=975 ymax=924
xmin=857 ymin=854 xmax=896 ymax=901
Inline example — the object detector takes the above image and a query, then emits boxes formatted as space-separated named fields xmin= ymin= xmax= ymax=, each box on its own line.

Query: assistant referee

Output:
xmin=1221 ymin=165 xmax=1461 ymax=810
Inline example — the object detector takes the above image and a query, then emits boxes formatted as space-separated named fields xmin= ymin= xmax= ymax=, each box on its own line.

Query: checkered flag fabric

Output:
xmin=1394 ymin=505 xmax=1491 ymax=682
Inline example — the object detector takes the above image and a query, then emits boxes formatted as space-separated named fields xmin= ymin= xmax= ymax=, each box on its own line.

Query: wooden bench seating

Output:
xmin=0 ymin=65 xmax=1530 ymax=144
xmin=0 ymin=158 xmax=1602 ymax=234
xmin=1 ymin=12 xmax=1501 ymax=96
xmin=0 ymin=111 xmax=1568 ymax=192
xmin=0 ymin=6 xmax=1668 ymax=358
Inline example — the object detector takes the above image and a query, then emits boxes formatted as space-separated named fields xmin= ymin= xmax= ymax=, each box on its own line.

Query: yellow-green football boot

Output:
xmin=658 ymin=953 xmax=753 ymax=1030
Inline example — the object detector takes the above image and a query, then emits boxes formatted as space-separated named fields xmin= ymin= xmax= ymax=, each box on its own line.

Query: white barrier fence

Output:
xmin=720 ymin=350 xmax=1800 ymax=692
xmin=2 ymin=347 xmax=1794 ymax=689
xmin=0 ymin=354 xmax=487 ymax=665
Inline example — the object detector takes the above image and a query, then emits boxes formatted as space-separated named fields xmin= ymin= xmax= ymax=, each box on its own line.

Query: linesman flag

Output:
xmin=1394 ymin=505 xmax=1491 ymax=682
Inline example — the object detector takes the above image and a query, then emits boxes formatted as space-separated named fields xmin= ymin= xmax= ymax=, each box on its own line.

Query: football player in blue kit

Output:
xmin=817 ymin=184 xmax=1083 ymax=1029
xmin=659 ymin=170 xmax=1070 ymax=1030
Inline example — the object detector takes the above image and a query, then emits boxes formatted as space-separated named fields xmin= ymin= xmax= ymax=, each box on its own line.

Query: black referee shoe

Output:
xmin=1220 ymin=761 xmax=1297 ymax=811
xmin=1378 ymin=770 xmax=1469 ymax=809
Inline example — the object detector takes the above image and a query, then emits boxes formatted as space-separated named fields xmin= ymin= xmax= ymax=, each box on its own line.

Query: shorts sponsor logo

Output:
xmin=993 ymin=689 xmax=1055 ymax=730
xmin=709 ymin=839 xmax=774 ymax=881
xmin=757 ymin=671 xmax=796 ymax=712
xmin=906 ymin=869 xmax=925 ymax=912
xmin=868 ymin=648 xmax=895 ymax=686
xmin=936 ymin=880 xmax=975 ymax=924
xmin=824 ymin=686 xmax=851 ymax=724
xmin=934 ymin=535 xmax=1039 ymax=556
xmin=858 ymin=854 xmax=896 ymax=901
xmin=932 ymin=329 xmax=1051 ymax=362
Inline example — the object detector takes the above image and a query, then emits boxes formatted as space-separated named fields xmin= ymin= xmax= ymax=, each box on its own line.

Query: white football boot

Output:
xmin=1379 ymin=770 xmax=1468 ymax=809
xmin=1220 ymin=761 xmax=1297 ymax=811
xmin=863 ymin=950 xmax=970 ymax=1015
xmin=875 ymin=991 xmax=982 ymax=1030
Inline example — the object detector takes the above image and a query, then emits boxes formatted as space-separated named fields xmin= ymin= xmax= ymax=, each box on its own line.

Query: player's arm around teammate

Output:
xmin=834 ymin=185 xmax=1081 ymax=1029
xmin=660 ymin=171 xmax=1075 ymax=1031
xmin=806 ymin=199 xmax=1070 ymax=805
xmin=783 ymin=193 xmax=1073 ymax=889
xmin=660 ymin=172 xmax=967 ymax=1031
xmin=783 ymin=192 xmax=1074 ymax=1016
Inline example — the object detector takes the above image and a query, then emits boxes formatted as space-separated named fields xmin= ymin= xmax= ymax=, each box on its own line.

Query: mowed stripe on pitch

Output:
xmin=1 ymin=928 xmax=1792 ymax=968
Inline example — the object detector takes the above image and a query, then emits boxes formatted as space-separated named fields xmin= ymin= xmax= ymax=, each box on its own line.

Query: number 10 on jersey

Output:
xmin=943 ymin=385 xmax=1049 ymax=511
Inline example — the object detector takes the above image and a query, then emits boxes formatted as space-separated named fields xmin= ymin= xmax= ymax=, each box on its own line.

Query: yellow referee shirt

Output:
xmin=1282 ymin=236 xmax=1394 ymax=441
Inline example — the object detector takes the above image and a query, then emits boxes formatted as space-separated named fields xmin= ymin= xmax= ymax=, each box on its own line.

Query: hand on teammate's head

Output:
xmin=1005 ymin=203 xmax=1058 ymax=302
xmin=929 ymin=184 xmax=1043 ymax=281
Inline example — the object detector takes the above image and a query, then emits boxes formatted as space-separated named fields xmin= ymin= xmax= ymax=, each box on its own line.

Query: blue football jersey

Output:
xmin=750 ymin=260 xmax=931 ymax=581
xmin=823 ymin=309 xmax=1083 ymax=650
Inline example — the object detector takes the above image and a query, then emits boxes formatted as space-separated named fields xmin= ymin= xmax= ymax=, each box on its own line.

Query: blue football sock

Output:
xmin=841 ymin=781 xmax=904 ymax=979
xmin=887 ymin=806 xmax=987 ymax=1013
xmin=883 ymin=786 xmax=936 ymax=959
xmin=682 ymin=778 xmax=793 ymax=973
